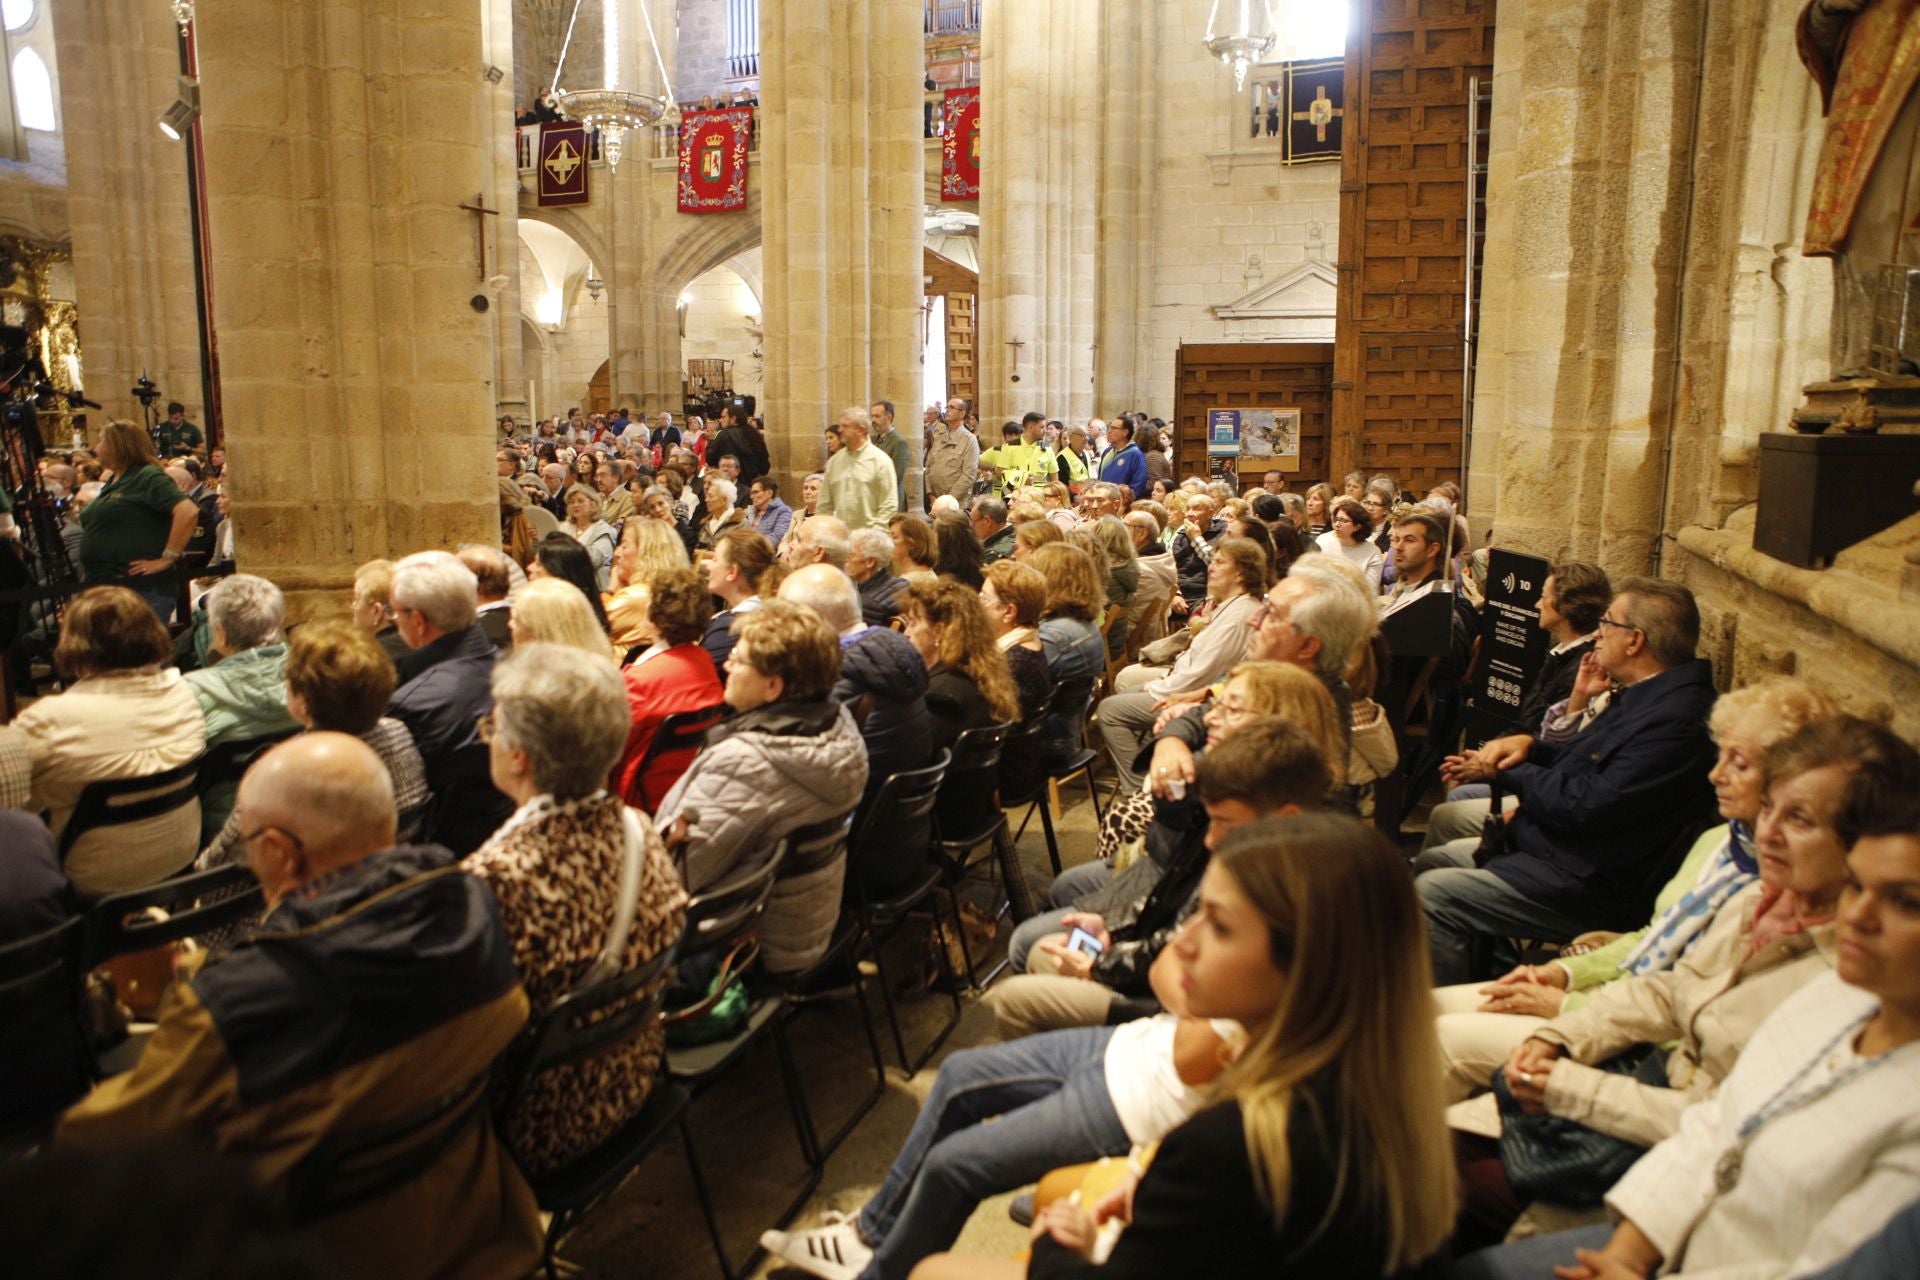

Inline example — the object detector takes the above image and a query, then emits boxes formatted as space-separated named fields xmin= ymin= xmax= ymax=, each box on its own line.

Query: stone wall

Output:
xmin=675 ymin=0 xmax=733 ymax=104
xmin=1469 ymin=0 xmax=1920 ymax=733
xmin=681 ymin=260 xmax=762 ymax=403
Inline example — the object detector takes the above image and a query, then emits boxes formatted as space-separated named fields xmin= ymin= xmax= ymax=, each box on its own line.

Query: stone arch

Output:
xmin=517 ymin=205 xmax=614 ymax=281
xmin=652 ymin=182 xmax=764 ymax=293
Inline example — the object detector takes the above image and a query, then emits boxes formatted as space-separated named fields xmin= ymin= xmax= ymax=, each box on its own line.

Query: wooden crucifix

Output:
xmin=1005 ymin=338 xmax=1026 ymax=380
xmin=458 ymin=193 xmax=500 ymax=280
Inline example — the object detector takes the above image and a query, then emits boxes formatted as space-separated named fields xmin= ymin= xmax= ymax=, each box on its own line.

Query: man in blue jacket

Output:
xmin=1418 ymin=578 xmax=1719 ymax=984
xmin=1097 ymin=418 xmax=1149 ymax=500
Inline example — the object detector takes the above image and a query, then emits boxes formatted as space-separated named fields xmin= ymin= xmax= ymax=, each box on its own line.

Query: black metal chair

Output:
xmin=624 ymin=703 xmax=728 ymax=810
xmin=931 ymin=723 xmax=1026 ymax=983
xmin=1012 ymin=678 xmax=1104 ymax=875
xmin=84 ymin=863 xmax=265 ymax=970
xmin=761 ymin=810 xmax=887 ymax=1165
xmin=0 ymin=915 xmax=93 ymax=1148
xmin=664 ymin=841 xmax=818 ymax=1279
xmin=57 ymin=755 xmax=203 ymax=868
xmin=493 ymin=941 xmax=712 ymax=1280
xmin=845 ymin=753 xmax=966 ymax=1076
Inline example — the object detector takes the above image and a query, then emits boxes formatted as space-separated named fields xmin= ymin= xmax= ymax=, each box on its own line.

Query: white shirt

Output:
xmin=1609 ymin=972 xmax=1920 ymax=1276
xmin=1315 ymin=530 xmax=1386 ymax=589
xmin=1104 ymin=1014 xmax=1247 ymax=1145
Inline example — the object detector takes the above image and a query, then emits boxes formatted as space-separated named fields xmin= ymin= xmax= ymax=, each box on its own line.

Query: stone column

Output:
xmin=759 ymin=0 xmax=924 ymax=489
xmin=484 ymin=0 xmax=527 ymax=422
xmin=194 ymin=0 xmax=497 ymax=612
xmin=54 ymin=0 xmax=202 ymax=431
xmin=977 ymin=0 xmax=1099 ymax=426
xmin=1092 ymin=0 xmax=1161 ymax=412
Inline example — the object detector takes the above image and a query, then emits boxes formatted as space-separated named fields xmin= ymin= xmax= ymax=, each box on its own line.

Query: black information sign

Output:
xmin=1465 ymin=547 xmax=1554 ymax=746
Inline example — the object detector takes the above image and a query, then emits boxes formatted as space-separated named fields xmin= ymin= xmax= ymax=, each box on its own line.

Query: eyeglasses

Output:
xmin=238 ymin=822 xmax=304 ymax=854
xmin=1595 ymin=615 xmax=1640 ymax=635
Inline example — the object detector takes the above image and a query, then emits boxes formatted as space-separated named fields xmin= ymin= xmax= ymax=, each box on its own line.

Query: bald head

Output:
xmin=165 ymin=465 xmax=193 ymax=493
xmin=237 ymin=733 xmax=397 ymax=906
xmin=777 ymin=563 xmax=863 ymax=634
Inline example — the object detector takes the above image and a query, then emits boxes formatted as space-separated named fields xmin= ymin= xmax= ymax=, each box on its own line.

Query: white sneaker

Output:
xmin=760 ymin=1210 xmax=873 ymax=1280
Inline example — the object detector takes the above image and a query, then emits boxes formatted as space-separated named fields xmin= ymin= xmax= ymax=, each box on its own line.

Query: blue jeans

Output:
xmin=133 ymin=582 xmax=176 ymax=624
xmin=1447 ymin=1224 xmax=1613 ymax=1280
xmin=1418 ymin=865 xmax=1594 ymax=986
xmin=855 ymin=1026 xmax=1129 ymax=1279
xmin=1007 ymin=860 xmax=1110 ymax=972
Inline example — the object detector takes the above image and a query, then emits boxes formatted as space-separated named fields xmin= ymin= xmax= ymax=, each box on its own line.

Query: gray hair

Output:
xmin=391 ymin=550 xmax=479 ymax=633
xmin=1284 ymin=555 xmax=1380 ymax=678
xmin=1090 ymin=514 xmax=1137 ymax=566
xmin=1278 ymin=492 xmax=1306 ymax=518
xmin=1615 ymin=577 xmax=1701 ymax=668
xmin=839 ymin=407 xmax=872 ymax=433
xmin=705 ymin=476 xmax=737 ymax=506
xmin=970 ymin=494 xmax=1008 ymax=526
xmin=930 ymin=494 xmax=961 ymax=515
xmin=848 ymin=526 xmax=894 ymax=566
xmin=206 ymin=573 xmax=285 ymax=651
xmin=801 ymin=516 xmax=851 ymax=568
xmin=777 ymin=565 xmax=863 ymax=633
xmin=1124 ymin=509 xmax=1162 ymax=541
xmin=803 ymin=471 xmax=825 ymax=487
xmin=490 ymin=643 xmax=630 ymax=798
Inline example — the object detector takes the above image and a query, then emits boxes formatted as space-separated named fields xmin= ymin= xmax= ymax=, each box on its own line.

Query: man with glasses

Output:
xmin=56 ymin=733 xmax=543 ymax=1279
xmin=926 ymin=397 xmax=979 ymax=507
xmin=1416 ymin=579 xmax=1719 ymax=985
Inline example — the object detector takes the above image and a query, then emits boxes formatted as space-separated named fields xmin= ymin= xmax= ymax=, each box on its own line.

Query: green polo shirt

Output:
xmin=78 ymin=463 xmax=184 ymax=588
xmin=155 ymin=420 xmax=204 ymax=455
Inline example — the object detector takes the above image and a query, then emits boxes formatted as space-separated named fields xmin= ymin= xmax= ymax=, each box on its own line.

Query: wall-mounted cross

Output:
xmin=1292 ymin=84 xmax=1345 ymax=143
xmin=458 ymin=193 xmax=500 ymax=280
xmin=1005 ymin=338 xmax=1026 ymax=379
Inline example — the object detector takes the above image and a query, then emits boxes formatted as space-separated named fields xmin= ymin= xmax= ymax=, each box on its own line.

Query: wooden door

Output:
xmin=1332 ymin=0 xmax=1497 ymax=492
xmin=587 ymin=359 xmax=611 ymax=415
xmin=946 ymin=293 xmax=976 ymax=406
xmin=1173 ymin=343 xmax=1334 ymax=485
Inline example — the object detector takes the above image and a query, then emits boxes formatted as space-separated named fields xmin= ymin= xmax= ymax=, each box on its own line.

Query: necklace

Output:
xmin=1711 ymin=1008 xmax=1910 ymax=1194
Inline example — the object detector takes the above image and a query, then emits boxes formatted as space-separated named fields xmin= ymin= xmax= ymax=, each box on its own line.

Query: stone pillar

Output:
xmin=977 ymin=0 xmax=1099 ymax=427
xmin=1465 ymin=0 xmax=1707 ymax=574
xmin=484 ymin=0 xmax=527 ymax=423
xmin=759 ymin=0 xmax=923 ymax=489
xmin=1092 ymin=0 xmax=1161 ymax=413
xmin=195 ymin=0 xmax=497 ymax=611
xmin=54 ymin=0 xmax=203 ymax=431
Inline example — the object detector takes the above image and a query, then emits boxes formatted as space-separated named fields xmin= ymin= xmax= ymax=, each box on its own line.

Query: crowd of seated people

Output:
xmin=6 ymin=418 xmax=1920 ymax=1280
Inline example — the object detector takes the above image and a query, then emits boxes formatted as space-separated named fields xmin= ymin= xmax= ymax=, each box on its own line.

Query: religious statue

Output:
xmin=1797 ymin=0 xmax=1920 ymax=378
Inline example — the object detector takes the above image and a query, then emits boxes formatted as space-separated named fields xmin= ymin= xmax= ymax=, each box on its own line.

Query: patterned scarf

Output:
xmin=1620 ymin=821 xmax=1757 ymax=976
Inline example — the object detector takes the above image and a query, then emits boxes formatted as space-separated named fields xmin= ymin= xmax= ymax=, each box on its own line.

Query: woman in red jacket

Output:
xmin=612 ymin=566 xmax=724 ymax=811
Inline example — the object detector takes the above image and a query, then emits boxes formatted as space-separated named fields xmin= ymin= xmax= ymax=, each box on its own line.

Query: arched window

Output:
xmin=12 ymin=47 xmax=53 ymax=131
xmin=2 ymin=0 xmax=34 ymax=35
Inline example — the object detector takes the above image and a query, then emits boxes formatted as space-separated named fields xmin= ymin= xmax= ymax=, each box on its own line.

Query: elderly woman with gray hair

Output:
xmin=186 ymin=573 xmax=303 ymax=837
xmin=468 ymin=643 xmax=687 ymax=1177
xmin=695 ymin=476 xmax=747 ymax=551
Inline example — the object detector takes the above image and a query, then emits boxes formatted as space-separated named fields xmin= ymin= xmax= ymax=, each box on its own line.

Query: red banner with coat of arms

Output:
xmin=941 ymin=88 xmax=980 ymax=201
xmin=536 ymin=122 xmax=590 ymax=207
xmin=677 ymin=107 xmax=753 ymax=214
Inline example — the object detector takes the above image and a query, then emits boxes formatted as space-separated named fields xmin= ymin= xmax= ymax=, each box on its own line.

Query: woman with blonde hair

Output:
xmin=509 ymin=577 xmax=619 ymax=659
xmin=562 ymin=485 xmax=618 ymax=589
xmin=1215 ymin=661 xmax=1347 ymax=786
xmin=1303 ymin=482 xmax=1335 ymax=538
xmin=607 ymin=515 xmax=690 ymax=594
xmin=1014 ymin=518 xmax=1064 ymax=561
xmin=908 ymin=814 xmax=1456 ymax=1279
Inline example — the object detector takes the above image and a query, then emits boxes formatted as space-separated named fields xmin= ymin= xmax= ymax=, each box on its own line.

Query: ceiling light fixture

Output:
xmin=551 ymin=0 xmax=677 ymax=171
xmin=1204 ymin=0 xmax=1282 ymax=92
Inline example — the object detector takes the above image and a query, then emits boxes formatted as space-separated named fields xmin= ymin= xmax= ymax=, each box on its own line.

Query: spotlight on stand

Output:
xmin=157 ymin=77 xmax=201 ymax=141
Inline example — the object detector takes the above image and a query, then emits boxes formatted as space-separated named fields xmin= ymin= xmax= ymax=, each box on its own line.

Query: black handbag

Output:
xmin=1471 ymin=771 xmax=1509 ymax=867
xmin=1491 ymin=1044 xmax=1667 ymax=1207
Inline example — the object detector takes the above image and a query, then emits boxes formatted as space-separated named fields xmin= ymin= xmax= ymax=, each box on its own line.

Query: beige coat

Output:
xmin=1527 ymin=880 xmax=1837 ymax=1148
xmin=14 ymin=668 xmax=206 ymax=897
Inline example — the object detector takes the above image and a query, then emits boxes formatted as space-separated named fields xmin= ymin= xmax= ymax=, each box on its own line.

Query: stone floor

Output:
xmin=559 ymin=778 xmax=1112 ymax=1280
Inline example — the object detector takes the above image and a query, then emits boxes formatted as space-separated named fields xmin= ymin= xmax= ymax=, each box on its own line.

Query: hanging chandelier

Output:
xmin=169 ymin=0 xmax=194 ymax=33
xmin=1204 ymin=0 xmax=1282 ymax=91
xmin=552 ymin=0 xmax=677 ymax=171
